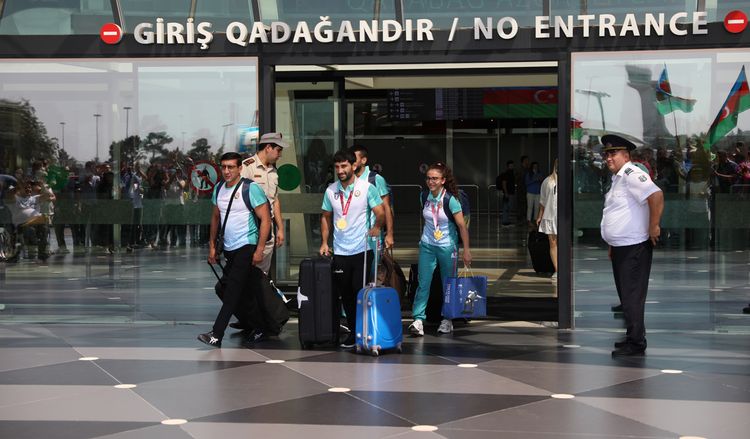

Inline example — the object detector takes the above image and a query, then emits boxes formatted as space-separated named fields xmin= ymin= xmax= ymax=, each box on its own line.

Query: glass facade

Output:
xmin=260 ymin=0 xmax=395 ymax=24
xmin=0 ymin=0 xmax=748 ymax=331
xmin=0 ymin=58 xmax=258 ymax=322
xmin=403 ymin=0 xmax=544 ymax=28
xmin=572 ymin=48 xmax=750 ymax=332
xmin=0 ymin=0 xmax=114 ymax=35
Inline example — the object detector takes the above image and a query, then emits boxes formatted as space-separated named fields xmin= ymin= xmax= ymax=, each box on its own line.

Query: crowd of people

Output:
xmin=0 ymin=157 xmax=211 ymax=262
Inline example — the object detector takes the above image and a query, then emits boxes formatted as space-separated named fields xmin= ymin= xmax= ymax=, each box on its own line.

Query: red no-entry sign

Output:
xmin=724 ymin=10 xmax=748 ymax=34
xmin=100 ymin=23 xmax=123 ymax=44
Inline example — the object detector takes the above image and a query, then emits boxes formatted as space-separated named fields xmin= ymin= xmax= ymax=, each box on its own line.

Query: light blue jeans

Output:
xmin=412 ymin=241 xmax=456 ymax=321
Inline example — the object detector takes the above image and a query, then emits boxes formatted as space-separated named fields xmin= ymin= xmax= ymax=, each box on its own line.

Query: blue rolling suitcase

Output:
xmin=355 ymin=242 xmax=403 ymax=356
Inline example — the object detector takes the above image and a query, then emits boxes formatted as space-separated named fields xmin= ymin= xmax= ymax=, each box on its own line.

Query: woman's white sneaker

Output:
xmin=408 ymin=319 xmax=424 ymax=336
xmin=437 ymin=319 xmax=453 ymax=334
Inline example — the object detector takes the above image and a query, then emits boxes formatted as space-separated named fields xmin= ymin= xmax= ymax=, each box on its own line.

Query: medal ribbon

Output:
xmin=431 ymin=189 xmax=444 ymax=236
xmin=339 ymin=187 xmax=355 ymax=218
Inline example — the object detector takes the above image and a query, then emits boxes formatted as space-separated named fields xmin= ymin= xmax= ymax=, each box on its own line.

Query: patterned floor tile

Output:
xmin=192 ymin=392 xmax=411 ymax=426
xmin=134 ymin=363 xmax=330 ymax=419
xmin=95 ymin=359 xmax=260 ymax=384
xmin=350 ymin=391 xmax=548 ymax=425
xmin=0 ymin=421 xmax=158 ymax=439
xmin=0 ymin=386 xmax=165 ymax=422
xmin=578 ymin=397 xmax=750 ymax=439
xmin=577 ymin=373 xmax=750 ymax=402
xmin=440 ymin=398 xmax=678 ymax=437
xmin=183 ymin=422 xmax=410 ymax=439
xmin=0 ymin=360 xmax=118 ymax=385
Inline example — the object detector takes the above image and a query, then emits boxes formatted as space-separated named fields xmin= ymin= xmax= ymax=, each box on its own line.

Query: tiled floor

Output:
xmin=1 ymin=321 xmax=748 ymax=439
xmin=1 ymin=219 xmax=749 ymax=438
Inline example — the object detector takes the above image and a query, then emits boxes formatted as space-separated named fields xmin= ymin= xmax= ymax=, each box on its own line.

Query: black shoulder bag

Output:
xmin=215 ymin=180 xmax=243 ymax=257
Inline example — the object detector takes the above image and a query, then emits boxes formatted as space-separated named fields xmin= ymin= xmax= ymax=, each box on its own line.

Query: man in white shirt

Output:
xmin=197 ymin=152 xmax=271 ymax=348
xmin=600 ymin=134 xmax=664 ymax=357
xmin=320 ymin=149 xmax=385 ymax=348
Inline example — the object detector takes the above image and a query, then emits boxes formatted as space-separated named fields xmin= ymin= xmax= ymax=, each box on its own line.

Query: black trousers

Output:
xmin=333 ymin=250 xmax=374 ymax=332
xmin=212 ymin=244 xmax=258 ymax=339
xmin=611 ymin=240 xmax=653 ymax=346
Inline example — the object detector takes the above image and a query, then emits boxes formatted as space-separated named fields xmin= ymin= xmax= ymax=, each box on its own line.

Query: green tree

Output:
xmin=0 ymin=99 xmax=58 ymax=169
xmin=108 ymin=135 xmax=142 ymax=165
xmin=142 ymin=131 xmax=173 ymax=162
xmin=187 ymin=137 xmax=211 ymax=161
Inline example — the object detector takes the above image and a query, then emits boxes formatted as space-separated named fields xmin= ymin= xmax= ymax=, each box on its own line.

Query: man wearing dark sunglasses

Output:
xmin=600 ymin=134 xmax=664 ymax=357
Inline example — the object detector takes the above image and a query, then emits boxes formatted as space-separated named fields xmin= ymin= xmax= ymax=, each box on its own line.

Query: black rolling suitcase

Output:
xmin=297 ymin=257 xmax=339 ymax=349
xmin=209 ymin=261 xmax=262 ymax=330
xmin=254 ymin=267 xmax=290 ymax=336
xmin=528 ymin=231 xmax=555 ymax=273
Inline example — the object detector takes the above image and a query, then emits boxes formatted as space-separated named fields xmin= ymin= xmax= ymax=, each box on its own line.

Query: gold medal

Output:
xmin=433 ymin=229 xmax=443 ymax=240
xmin=336 ymin=218 xmax=348 ymax=230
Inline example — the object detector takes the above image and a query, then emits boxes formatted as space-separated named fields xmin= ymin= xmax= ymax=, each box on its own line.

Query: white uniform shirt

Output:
xmin=601 ymin=162 xmax=661 ymax=247
xmin=241 ymin=154 xmax=278 ymax=205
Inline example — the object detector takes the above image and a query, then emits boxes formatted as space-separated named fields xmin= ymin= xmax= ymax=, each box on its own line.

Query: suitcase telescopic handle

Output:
xmin=362 ymin=232 xmax=379 ymax=289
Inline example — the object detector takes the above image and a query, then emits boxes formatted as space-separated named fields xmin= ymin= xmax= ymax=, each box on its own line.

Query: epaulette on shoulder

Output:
xmin=243 ymin=158 xmax=255 ymax=166
xmin=624 ymin=168 xmax=634 ymax=175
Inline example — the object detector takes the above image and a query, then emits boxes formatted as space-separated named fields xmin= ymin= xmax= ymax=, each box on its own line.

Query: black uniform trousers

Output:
xmin=611 ymin=240 xmax=653 ymax=347
xmin=333 ymin=250 xmax=374 ymax=332
xmin=212 ymin=244 xmax=258 ymax=339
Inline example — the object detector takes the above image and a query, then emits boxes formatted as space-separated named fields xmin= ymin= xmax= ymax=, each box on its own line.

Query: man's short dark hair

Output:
xmin=220 ymin=152 xmax=242 ymax=167
xmin=349 ymin=144 xmax=368 ymax=159
xmin=333 ymin=149 xmax=356 ymax=164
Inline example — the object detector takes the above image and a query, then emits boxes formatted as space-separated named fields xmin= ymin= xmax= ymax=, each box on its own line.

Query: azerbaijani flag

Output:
xmin=571 ymin=118 xmax=583 ymax=141
xmin=655 ymin=67 xmax=697 ymax=115
xmin=483 ymin=88 xmax=557 ymax=119
xmin=706 ymin=66 xmax=750 ymax=149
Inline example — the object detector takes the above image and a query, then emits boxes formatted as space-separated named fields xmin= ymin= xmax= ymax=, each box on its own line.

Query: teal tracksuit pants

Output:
xmin=412 ymin=241 xmax=456 ymax=321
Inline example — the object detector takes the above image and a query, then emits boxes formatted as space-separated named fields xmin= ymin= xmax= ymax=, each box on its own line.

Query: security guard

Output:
xmin=240 ymin=132 xmax=287 ymax=274
xmin=600 ymin=134 xmax=664 ymax=357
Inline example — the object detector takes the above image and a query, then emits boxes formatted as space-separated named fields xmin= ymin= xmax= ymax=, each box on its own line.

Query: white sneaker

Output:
xmin=437 ymin=319 xmax=453 ymax=334
xmin=551 ymin=272 xmax=558 ymax=281
xmin=408 ymin=319 xmax=424 ymax=336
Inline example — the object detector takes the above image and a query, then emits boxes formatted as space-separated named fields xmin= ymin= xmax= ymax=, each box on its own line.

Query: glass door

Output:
xmin=273 ymin=81 xmax=341 ymax=285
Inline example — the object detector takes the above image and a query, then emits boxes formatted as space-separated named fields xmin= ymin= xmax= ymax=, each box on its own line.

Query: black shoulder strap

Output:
xmin=443 ymin=192 xmax=457 ymax=224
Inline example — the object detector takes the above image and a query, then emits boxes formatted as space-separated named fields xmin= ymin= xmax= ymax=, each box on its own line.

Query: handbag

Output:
xmin=377 ymin=247 xmax=407 ymax=304
xmin=215 ymin=181 xmax=242 ymax=257
xmin=442 ymin=267 xmax=488 ymax=319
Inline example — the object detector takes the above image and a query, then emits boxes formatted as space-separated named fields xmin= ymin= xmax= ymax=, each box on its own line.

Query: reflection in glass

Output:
xmin=261 ymin=0 xmax=395 ymax=24
xmin=585 ymin=0 xmax=698 ymax=23
xmin=404 ymin=0 xmax=543 ymax=28
xmin=0 ymin=0 xmax=115 ymax=35
xmin=0 ymin=58 xmax=258 ymax=323
xmin=572 ymin=49 xmax=750 ymax=333
xmin=119 ymin=0 xmax=191 ymax=32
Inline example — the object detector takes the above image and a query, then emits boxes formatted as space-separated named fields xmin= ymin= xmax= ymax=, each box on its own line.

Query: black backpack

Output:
xmin=368 ymin=169 xmax=394 ymax=208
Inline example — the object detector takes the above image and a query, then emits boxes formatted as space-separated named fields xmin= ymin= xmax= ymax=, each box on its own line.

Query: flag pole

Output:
xmin=665 ymin=64 xmax=681 ymax=149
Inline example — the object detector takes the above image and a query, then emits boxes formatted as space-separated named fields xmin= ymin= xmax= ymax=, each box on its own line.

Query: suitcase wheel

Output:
xmin=355 ymin=345 xmax=362 ymax=354
xmin=371 ymin=349 xmax=379 ymax=357
xmin=396 ymin=342 xmax=402 ymax=354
